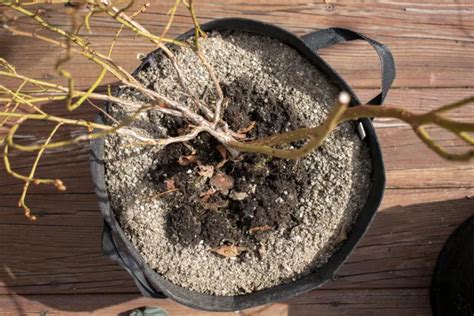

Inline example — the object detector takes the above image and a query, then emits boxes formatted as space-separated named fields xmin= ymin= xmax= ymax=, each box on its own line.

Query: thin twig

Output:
xmin=19 ymin=123 xmax=64 ymax=220
xmin=229 ymin=93 xmax=474 ymax=161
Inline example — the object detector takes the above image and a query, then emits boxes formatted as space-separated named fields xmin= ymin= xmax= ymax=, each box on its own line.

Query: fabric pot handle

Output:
xmin=301 ymin=27 xmax=395 ymax=105
xmin=102 ymin=221 xmax=165 ymax=298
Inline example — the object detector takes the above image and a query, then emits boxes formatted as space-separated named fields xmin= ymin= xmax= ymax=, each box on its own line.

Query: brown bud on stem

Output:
xmin=54 ymin=179 xmax=67 ymax=191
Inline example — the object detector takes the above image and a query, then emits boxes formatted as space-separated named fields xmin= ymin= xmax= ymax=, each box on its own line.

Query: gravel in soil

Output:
xmin=104 ymin=31 xmax=372 ymax=296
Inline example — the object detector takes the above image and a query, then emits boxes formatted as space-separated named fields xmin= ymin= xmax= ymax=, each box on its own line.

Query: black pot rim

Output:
xmin=90 ymin=17 xmax=386 ymax=312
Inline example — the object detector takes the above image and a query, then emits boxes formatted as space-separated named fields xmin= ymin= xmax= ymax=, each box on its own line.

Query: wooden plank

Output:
xmin=0 ymin=289 xmax=431 ymax=315
xmin=329 ymin=195 xmax=474 ymax=289
xmin=1 ymin=189 xmax=471 ymax=224
xmin=380 ymin=188 xmax=473 ymax=209
xmin=3 ymin=35 xmax=474 ymax=90
xmin=1 ymin=2 xmax=474 ymax=89
xmin=1 ymin=88 xmax=472 ymax=195
xmin=1 ymin=139 xmax=471 ymax=193
xmin=286 ymin=288 xmax=430 ymax=316
xmin=0 ymin=160 xmax=472 ymax=196
xmin=5 ymin=1 xmax=474 ymax=44
xmin=0 ymin=146 xmax=472 ymax=195
xmin=0 ymin=1 xmax=473 ymax=314
xmin=2 ymin=87 xmax=473 ymax=139
xmin=386 ymin=166 xmax=473 ymax=189
xmin=6 ymin=1 xmax=474 ymax=41
xmin=0 ymin=189 xmax=472 ymax=295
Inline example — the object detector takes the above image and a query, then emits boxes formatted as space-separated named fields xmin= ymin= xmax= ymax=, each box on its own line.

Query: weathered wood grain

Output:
xmin=0 ymin=289 xmax=431 ymax=315
xmin=1 ymin=161 xmax=472 ymax=195
xmin=330 ymin=196 xmax=473 ymax=289
xmin=1 ymin=1 xmax=473 ymax=314
xmin=0 ymin=143 xmax=472 ymax=195
xmin=3 ymin=35 xmax=474 ymax=90
xmin=0 ymin=189 xmax=472 ymax=296
xmin=1 ymin=88 xmax=472 ymax=192
xmin=1 ymin=1 xmax=474 ymax=89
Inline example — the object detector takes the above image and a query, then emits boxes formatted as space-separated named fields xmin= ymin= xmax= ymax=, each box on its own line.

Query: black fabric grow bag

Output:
xmin=90 ymin=18 xmax=395 ymax=311
xmin=431 ymin=215 xmax=474 ymax=316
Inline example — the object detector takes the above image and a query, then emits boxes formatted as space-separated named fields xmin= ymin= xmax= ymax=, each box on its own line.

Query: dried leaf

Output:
xmin=230 ymin=191 xmax=249 ymax=201
xmin=164 ymin=179 xmax=176 ymax=190
xmin=237 ymin=121 xmax=256 ymax=134
xmin=200 ymin=188 xmax=216 ymax=202
xmin=215 ymin=145 xmax=230 ymax=168
xmin=198 ymin=165 xmax=214 ymax=178
xmin=210 ymin=173 xmax=234 ymax=192
xmin=147 ymin=188 xmax=177 ymax=201
xmin=216 ymin=144 xmax=228 ymax=161
xmin=212 ymin=244 xmax=248 ymax=258
xmin=216 ymin=159 xmax=228 ymax=169
xmin=178 ymin=154 xmax=198 ymax=166
xmin=203 ymin=199 xmax=229 ymax=210
xmin=232 ymin=133 xmax=248 ymax=140
xmin=248 ymin=225 xmax=273 ymax=234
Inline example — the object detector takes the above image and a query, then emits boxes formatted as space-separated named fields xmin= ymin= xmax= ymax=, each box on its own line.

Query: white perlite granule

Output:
xmin=104 ymin=32 xmax=372 ymax=296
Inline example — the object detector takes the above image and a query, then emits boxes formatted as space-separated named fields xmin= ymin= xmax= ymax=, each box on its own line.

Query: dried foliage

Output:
xmin=0 ymin=1 xmax=473 ymax=220
xmin=209 ymin=172 xmax=234 ymax=192
xmin=248 ymin=225 xmax=272 ymax=234
xmin=212 ymin=244 xmax=248 ymax=258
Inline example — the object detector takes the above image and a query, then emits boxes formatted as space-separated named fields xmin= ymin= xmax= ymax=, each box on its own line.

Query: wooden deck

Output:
xmin=1 ymin=1 xmax=473 ymax=315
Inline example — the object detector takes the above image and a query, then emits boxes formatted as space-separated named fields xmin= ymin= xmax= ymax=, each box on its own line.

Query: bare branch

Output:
xmin=414 ymin=126 xmax=473 ymax=161
xmin=230 ymin=93 xmax=474 ymax=161
xmin=1 ymin=1 xmax=472 ymax=222
xmin=194 ymin=49 xmax=224 ymax=126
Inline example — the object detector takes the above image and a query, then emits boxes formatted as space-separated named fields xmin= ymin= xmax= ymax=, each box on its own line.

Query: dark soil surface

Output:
xmin=150 ymin=79 xmax=310 ymax=250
